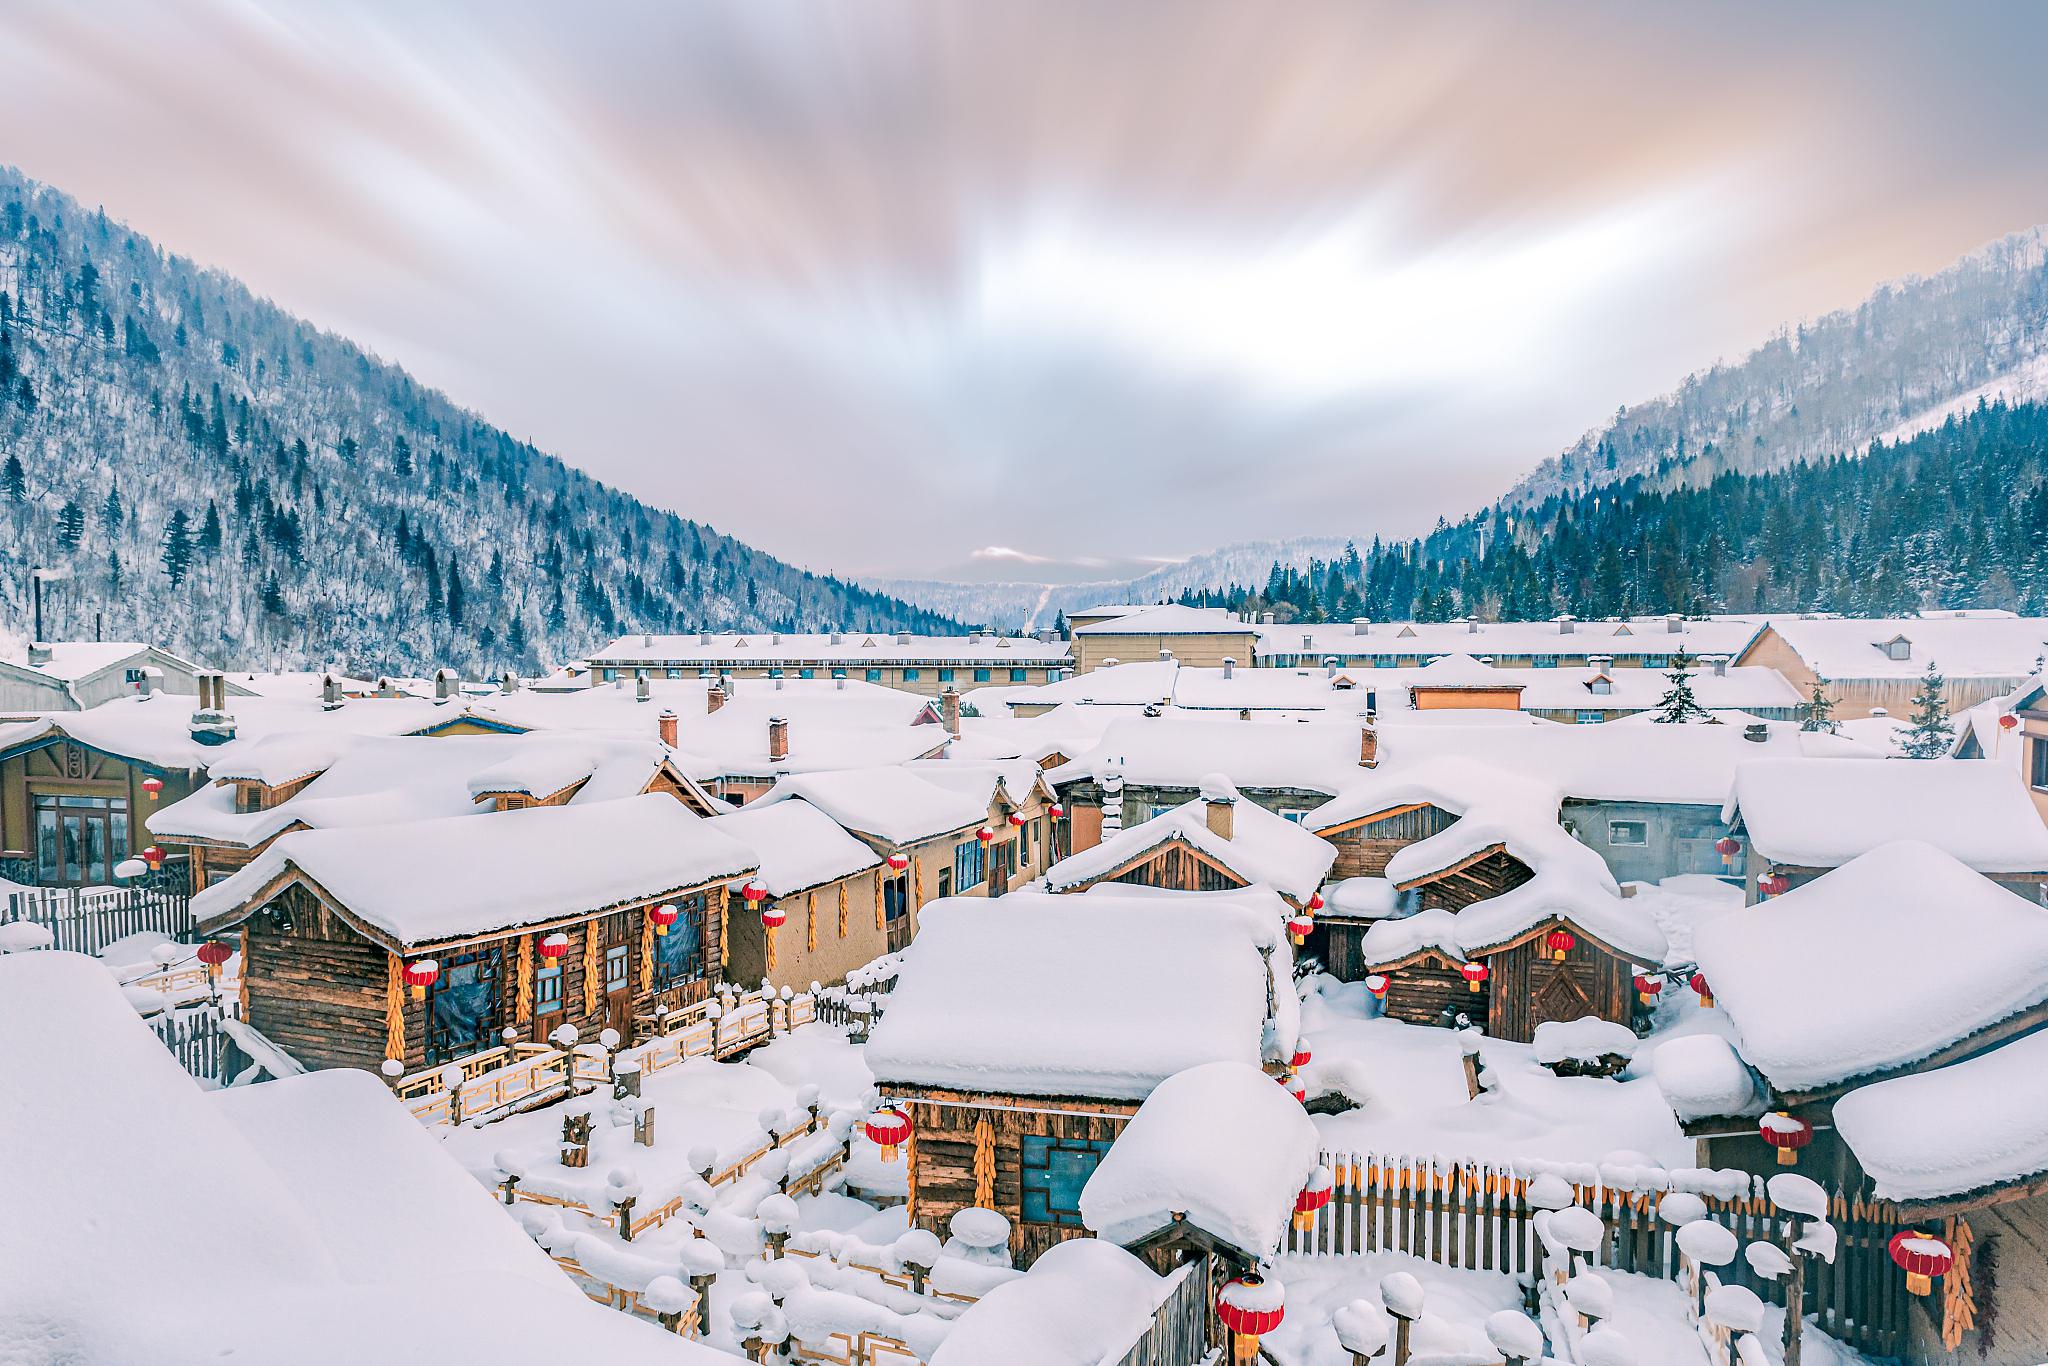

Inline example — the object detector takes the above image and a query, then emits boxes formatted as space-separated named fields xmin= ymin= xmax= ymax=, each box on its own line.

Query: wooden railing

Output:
xmin=149 ymin=1002 xmax=241 ymax=1082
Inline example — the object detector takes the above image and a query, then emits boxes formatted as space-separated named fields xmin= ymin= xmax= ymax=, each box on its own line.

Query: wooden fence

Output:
xmin=2 ymin=882 xmax=193 ymax=955
xmin=1287 ymin=1151 xmax=1911 ymax=1358
xmin=1111 ymin=1262 xmax=1207 ymax=1366
xmin=149 ymin=1003 xmax=240 ymax=1084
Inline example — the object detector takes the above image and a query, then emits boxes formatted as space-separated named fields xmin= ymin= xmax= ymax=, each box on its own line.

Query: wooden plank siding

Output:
xmin=1485 ymin=930 xmax=1635 ymax=1044
xmin=1396 ymin=845 xmax=1535 ymax=911
xmin=1376 ymin=951 xmax=1484 ymax=1027
xmin=1322 ymin=803 xmax=1457 ymax=879
xmin=1089 ymin=842 xmax=1247 ymax=896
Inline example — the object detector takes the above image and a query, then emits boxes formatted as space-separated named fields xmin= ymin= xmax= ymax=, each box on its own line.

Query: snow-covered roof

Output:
xmin=193 ymin=793 xmax=758 ymax=948
xmin=0 ymin=640 xmax=168 ymax=683
xmin=1691 ymin=841 xmax=2048 ymax=1093
xmin=707 ymin=798 xmax=881 ymax=898
xmin=1048 ymin=716 xmax=1370 ymax=795
xmin=588 ymin=631 xmax=1069 ymax=665
xmin=1833 ymin=1028 xmax=2048 ymax=1204
xmin=1360 ymin=862 xmax=1659 ymax=966
xmin=1651 ymin=1034 xmax=1763 ymax=1123
xmin=1044 ymin=779 xmax=1336 ymax=902
xmin=1079 ymin=1060 xmax=1321 ymax=1259
xmin=902 ymin=757 xmax=1045 ymax=811
xmin=926 ymin=1239 xmax=1177 ymax=1366
xmin=0 ymin=951 xmax=725 ymax=1366
xmin=1723 ymin=757 xmax=2048 ymax=872
xmin=750 ymin=766 xmax=989 ymax=846
xmin=1255 ymin=615 xmax=1769 ymax=662
xmin=1756 ymin=614 xmax=2048 ymax=681
xmin=1071 ymin=605 xmax=1253 ymax=637
xmin=867 ymin=888 xmax=1297 ymax=1100
xmin=225 ymin=670 xmax=379 ymax=700
xmin=0 ymin=692 xmax=454 ymax=772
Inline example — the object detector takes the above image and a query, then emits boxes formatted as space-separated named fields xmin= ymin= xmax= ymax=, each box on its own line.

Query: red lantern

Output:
xmin=1287 ymin=1076 xmax=1306 ymax=1103
xmin=1758 ymin=872 xmax=1791 ymax=898
xmin=1007 ymin=812 xmax=1025 ymax=827
xmin=141 ymin=776 xmax=164 ymax=801
xmin=864 ymin=1106 xmax=912 ymax=1162
xmin=1997 ymin=712 xmax=2020 ymax=731
xmin=1689 ymin=971 xmax=1714 ymax=1009
xmin=1307 ymin=892 xmax=1324 ymax=912
xmin=1633 ymin=973 xmax=1663 ymax=1007
xmin=761 ymin=903 xmax=787 ymax=930
xmin=743 ymin=880 xmax=769 ymax=903
xmin=1049 ymin=803 xmax=1065 ymax=819
xmin=1714 ymin=834 xmax=1740 ymax=859
xmin=1292 ymin=1167 xmax=1334 ymax=1232
xmin=1290 ymin=1044 xmax=1312 ymax=1069
xmin=1544 ymin=928 xmax=1576 ymax=961
xmin=195 ymin=940 xmax=232 ymax=978
xmin=142 ymin=845 xmax=165 ymax=872
xmin=1216 ymin=1273 xmax=1285 ymax=1360
xmin=1364 ymin=974 xmax=1388 ymax=1001
xmin=1888 ymin=1230 xmax=1954 ymax=1296
xmin=649 ymin=903 xmax=679 ymax=937
xmin=1287 ymin=914 xmax=1314 ymax=946
xmin=886 ymin=852 xmax=910 ymax=871
xmin=538 ymin=932 xmax=570 ymax=960
xmin=1460 ymin=961 xmax=1490 ymax=993
xmin=1760 ymin=1112 xmax=1813 ymax=1166
xmin=403 ymin=958 xmax=440 ymax=1002
xmin=976 ymin=826 xmax=994 ymax=843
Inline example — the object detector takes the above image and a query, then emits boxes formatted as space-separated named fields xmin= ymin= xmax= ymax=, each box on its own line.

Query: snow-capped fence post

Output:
xmin=607 ymin=1167 xmax=641 ymax=1242
xmin=560 ymin=1110 xmax=592 ymax=1168
xmin=1485 ymin=1310 xmax=1544 ymax=1366
xmin=614 ymin=1054 xmax=642 ymax=1099
xmin=439 ymin=1064 xmax=466 ymax=1126
xmin=1459 ymin=1029 xmax=1484 ymax=1101
xmin=1381 ymin=1270 xmax=1422 ymax=1365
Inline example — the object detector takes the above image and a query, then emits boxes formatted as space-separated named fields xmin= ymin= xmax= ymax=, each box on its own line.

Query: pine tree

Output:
xmin=107 ymin=550 xmax=122 ymax=595
xmin=260 ymin=571 xmax=287 ymax=617
xmin=198 ymin=499 xmax=223 ymax=556
xmin=100 ymin=484 xmax=123 ymax=535
xmin=1 ymin=452 xmax=23 ymax=503
xmin=55 ymin=499 xmax=84 ymax=549
xmin=1798 ymin=684 xmax=1837 ymax=734
xmin=446 ymin=560 xmax=465 ymax=627
xmin=1901 ymin=660 xmax=1955 ymax=758
xmin=161 ymin=510 xmax=194 ymax=587
xmin=393 ymin=435 xmax=413 ymax=479
xmin=1652 ymin=648 xmax=1712 ymax=723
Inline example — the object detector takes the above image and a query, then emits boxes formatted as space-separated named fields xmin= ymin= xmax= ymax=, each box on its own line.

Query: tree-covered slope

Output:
xmin=0 ymin=166 xmax=954 ymax=677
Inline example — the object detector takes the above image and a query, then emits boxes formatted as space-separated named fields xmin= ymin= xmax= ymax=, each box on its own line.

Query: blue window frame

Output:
xmin=1532 ymin=655 xmax=1559 ymax=669
xmin=600 ymin=668 xmax=616 ymax=683
xmin=535 ymin=964 xmax=563 ymax=1016
xmin=1575 ymin=710 xmax=1604 ymax=725
xmin=954 ymin=839 xmax=986 ymax=890
xmin=1642 ymin=655 xmax=1669 ymax=669
xmin=903 ymin=668 xmax=921 ymax=682
xmin=799 ymin=668 xmax=815 ymax=680
xmin=974 ymin=668 xmax=992 ymax=683
xmin=938 ymin=669 xmax=956 ymax=683
xmin=1008 ymin=668 xmax=1026 ymax=683
xmin=425 ymin=947 xmax=502 ymax=1064
xmin=1020 ymin=1135 xmax=1113 ymax=1226
xmin=866 ymin=668 xmax=883 ymax=682
xmin=654 ymin=898 xmax=707 ymax=987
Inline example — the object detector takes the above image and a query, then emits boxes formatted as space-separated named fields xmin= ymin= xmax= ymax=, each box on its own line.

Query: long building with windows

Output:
xmin=586 ymin=630 xmax=1071 ymax=698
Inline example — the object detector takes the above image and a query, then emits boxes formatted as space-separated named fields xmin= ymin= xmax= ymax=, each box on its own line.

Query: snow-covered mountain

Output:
xmin=0 ymin=167 xmax=953 ymax=677
xmin=1506 ymin=226 xmax=2048 ymax=507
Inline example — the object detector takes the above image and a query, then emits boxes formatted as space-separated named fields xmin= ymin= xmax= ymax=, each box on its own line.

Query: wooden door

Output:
xmin=884 ymin=875 xmax=911 ymax=952
xmin=1530 ymin=967 xmax=1594 ymax=1029
xmin=602 ymin=912 xmax=633 ymax=1034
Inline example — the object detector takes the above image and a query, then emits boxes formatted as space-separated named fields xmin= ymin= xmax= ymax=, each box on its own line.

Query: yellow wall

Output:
xmin=1073 ymin=631 xmax=1258 ymax=674
xmin=1409 ymin=687 xmax=1525 ymax=712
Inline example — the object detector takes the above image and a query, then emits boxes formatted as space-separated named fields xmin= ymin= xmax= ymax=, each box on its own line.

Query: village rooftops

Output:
xmin=0 ymin=691 xmax=454 ymax=774
xmin=866 ymin=887 xmax=1298 ymax=1100
xmin=0 ymin=952 xmax=727 ymax=1366
xmin=1078 ymin=1059 xmax=1321 ymax=1262
xmin=192 ymin=793 xmax=758 ymax=950
xmin=1745 ymin=611 xmax=2048 ymax=681
xmin=749 ymin=765 xmax=990 ymax=846
xmin=1254 ymin=614 xmax=1771 ymax=663
xmin=706 ymin=797 xmax=881 ymax=899
xmin=1044 ymin=776 xmax=1336 ymax=904
xmin=1832 ymin=1027 xmax=2048 ymax=1208
xmin=1691 ymin=840 xmax=2048 ymax=1096
xmin=586 ymin=631 xmax=1069 ymax=666
xmin=1359 ymin=851 xmax=1657 ymax=967
xmin=1047 ymin=716 xmax=1372 ymax=796
xmin=1722 ymin=756 xmax=2048 ymax=873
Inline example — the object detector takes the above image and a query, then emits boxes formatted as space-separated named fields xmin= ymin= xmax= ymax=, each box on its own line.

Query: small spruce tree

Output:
xmin=160 ymin=510 xmax=194 ymax=587
xmin=1652 ymin=648 xmax=1712 ymax=724
xmin=1798 ymin=685 xmax=1837 ymax=733
xmin=1901 ymin=660 xmax=1955 ymax=758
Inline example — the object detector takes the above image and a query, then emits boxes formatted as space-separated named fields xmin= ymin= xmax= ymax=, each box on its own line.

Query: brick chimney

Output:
xmin=658 ymin=709 xmax=678 ymax=747
xmin=1360 ymin=723 xmax=1380 ymax=769
xmin=941 ymin=686 xmax=961 ymax=738
xmin=768 ymin=716 xmax=789 ymax=762
xmin=706 ymin=681 xmax=726 ymax=714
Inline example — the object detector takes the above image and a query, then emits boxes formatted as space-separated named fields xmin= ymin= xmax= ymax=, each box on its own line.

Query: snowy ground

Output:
xmin=1262 ymin=1250 xmax=1526 ymax=1365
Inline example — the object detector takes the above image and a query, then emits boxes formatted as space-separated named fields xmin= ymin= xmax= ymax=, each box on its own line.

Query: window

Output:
xmin=954 ymin=838 xmax=986 ymax=890
xmin=1884 ymin=638 xmax=1912 ymax=661
xmin=903 ymin=668 xmax=921 ymax=682
xmin=974 ymin=668 xmax=992 ymax=683
xmin=1608 ymin=820 xmax=1648 ymax=846
xmin=535 ymin=965 xmax=564 ymax=1015
xmin=1009 ymin=668 xmax=1027 ymax=683
xmin=425 ymin=948 xmax=502 ymax=1065
xmin=653 ymin=898 xmax=707 ymax=987
xmin=2031 ymin=736 xmax=2048 ymax=791
xmin=1589 ymin=678 xmax=1612 ymax=695
xmin=799 ymin=668 xmax=815 ymax=680
xmin=33 ymin=794 xmax=129 ymax=887
xmin=1020 ymin=1135 xmax=1114 ymax=1227
xmin=938 ymin=669 xmax=955 ymax=683
xmin=1532 ymin=655 xmax=1559 ymax=669
xmin=1641 ymin=655 xmax=1669 ymax=669
xmin=600 ymin=668 xmax=616 ymax=683
xmin=1576 ymin=710 xmax=1605 ymax=725
xmin=1280 ymin=809 xmax=1308 ymax=823
xmin=604 ymin=944 xmax=630 ymax=994
xmin=866 ymin=668 xmax=883 ymax=682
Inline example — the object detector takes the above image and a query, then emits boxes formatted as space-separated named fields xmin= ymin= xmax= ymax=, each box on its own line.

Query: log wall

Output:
xmin=1484 ymin=934 xmax=1633 ymax=1044
xmin=1326 ymin=804 xmax=1456 ymax=879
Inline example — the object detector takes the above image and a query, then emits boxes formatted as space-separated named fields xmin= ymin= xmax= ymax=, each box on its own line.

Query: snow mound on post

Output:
xmin=1078 ymin=1060 xmax=1320 ymax=1260
xmin=1533 ymin=1018 xmax=1638 ymax=1068
xmin=928 ymin=1239 xmax=1174 ymax=1366
xmin=1651 ymin=1034 xmax=1761 ymax=1122
xmin=1691 ymin=840 xmax=2048 ymax=1091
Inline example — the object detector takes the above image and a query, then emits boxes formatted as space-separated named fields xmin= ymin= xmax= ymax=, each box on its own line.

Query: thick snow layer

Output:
xmin=752 ymin=765 xmax=988 ymax=845
xmin=1652 ymin=1035 xmax=1762 ymax=1122
xmin=1833 ymin=1027 xmax=2048 ymax=1202
xmin=867 ymin=888 xmax=1296 ymax=1099
xmin=1533 ymin=1018 xmax=1639 ymax=1067
xmin=1360 ymin=871 xmax=1665 ymax=967
xmin=928 ymin=1239 xmax=1174 ymax=1366
xmin=0 ymin=952 xmax=723 ymax=1366
xmin=1072 ymin=604 xmax=1247 ymax=637
xmin=1046 ymin=716 xmax=1371 ymax=796
xmin=1692 ymin=841 xmax=2048 ymax=1091
xmin=194 ymin=793 xmax=759 ymax=947
xmin=591 ymin=630 xmax=1070 ymax=664
xmin=1078 ymin=1061 xmax=1320 ymax=1259
xmin=3 ymin=692 xmax=454 ymax=772
xmin=1261 ymin=1251 xmax=1527 ymax=1365
xmin=1326 ymin=876 xmax=1401 ymax=919
xmin=709 ymin=798 xmax=881 ymax=897
xmin=1044 ymin=780 xmax=1336 ymax=901
xmin=1260 ymin=615 xmax=1768 ymax=665
xmin=1761 ymin=614 xmax=2048 ymax=682
xmin=1724 ymin=757 xmax=2048 ymax=872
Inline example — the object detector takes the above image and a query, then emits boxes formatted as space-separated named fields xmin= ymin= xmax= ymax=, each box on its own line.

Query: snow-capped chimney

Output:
xmin=1743 ymin=723 xmax=1769 ymax=744
xmin=1325 ymin=655 xmax=1339 ymax=679
xmin=1222 ymin=657 xmax=1236 ymax=680
xmin=1352 ymin=618 xmax=1371 ymax=636
xmin=1710 ymin=655 xmax=1729 ymax=677
xmin=635 ymin=670 xmax=651 ymax=703
xmin=1302 ymin=633 xmax=1314 ymax=650
xmin=434 ymin=668 xmax=459 ymax=702
xmin=1466 ymin=617 xmax=1481 ymax=635
xmin=698 ymin=629 xmax=714 ymax=645
xmin=706 ymin=681 xmax=726 ymax=714
xmin=940 ymin=687 xmax=961 ymax=739
xmin=189 ymin=671 xmax=236 ymax=746
xmin=768 ymin=716 xmax=789 ymax=762
xmin=658 ymin=709 xmax=678 ymax=748
xmin=896 ymin=631 xmax=911 ymax=645
xmin=137 ymin=666 xmax=162 ymax=699
xmin=1556 ymin=615 xmax=1576 ymax=635
xmin=26 ymin=642 xmax=52 ymax=667
xmin=1260 ymin=612 xmax=1275 ymax=626
xmin=1360 ymin=723 xmax=1380 ymax=769
xmin=500 ymin=672 xmax=519 ymax=695
xmin=1665 ymin=613 xmax=1683 ymax=634
xmin=1158 ymin=648 xmax=1174 ymax=662
xmin=1201 ymin=776 xmax=1236 ymax=842
xmin=1589 ymin=655 xmax=1613 ymax=673
xmin=830 ymin=628 xmax=844 ymax=645
xmin=641 ymin=632 xmax=654 ymax=648
xmin=321 ymin=672 xmax=343 ymax=710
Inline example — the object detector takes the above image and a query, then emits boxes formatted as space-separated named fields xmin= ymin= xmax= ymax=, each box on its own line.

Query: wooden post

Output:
xmin=500 ymin=1173 xmax=519 ymax=1206
xmin=1392 ymin=1316 xmax=1413 ymax=1366
xmin=561 ymin=1112 xmax=592 ymax=1168
xmin=690 ymin=1271 xmax=717 ymax=1339
xmin=616 ymin=1195 xmax=637 ymax=1241
xmin=1784 ymin=1216 xmax=1805 ymax=1366
xmin=615 ymin=1059 xmax=642 ymax=1099
xmin=1461 ymin=1050 xmax=1482 ymax=1101
xmin=634 ymin=1106 xmax=656 ymax=1148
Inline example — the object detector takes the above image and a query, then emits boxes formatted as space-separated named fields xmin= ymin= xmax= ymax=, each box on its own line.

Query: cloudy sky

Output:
xmin=3 ymin=2 xmax=2047 ymax=582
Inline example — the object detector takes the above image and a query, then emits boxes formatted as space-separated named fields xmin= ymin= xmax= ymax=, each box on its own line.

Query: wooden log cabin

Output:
xmin=865 ymin=888 xmax=1298 ymax=1268
xmin=189 ymin=794 xmax=759 ymax=1072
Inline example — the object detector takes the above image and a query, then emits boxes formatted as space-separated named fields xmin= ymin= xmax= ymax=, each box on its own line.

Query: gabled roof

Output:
xmin=750 ymin=766 xmax=988 ymax=846
xmin=1044 ymin=778 xmax=1335 ymax=903
xmin=1752 ymin=614 xmax=2048 ymax=681
xmin=706 ymin=798 xmax=881 ymax=899
xmin=1723 ymin=757 xmax=2048 ymax=873
xmin=1071 ymin=605 xmax=1254 ymax=637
